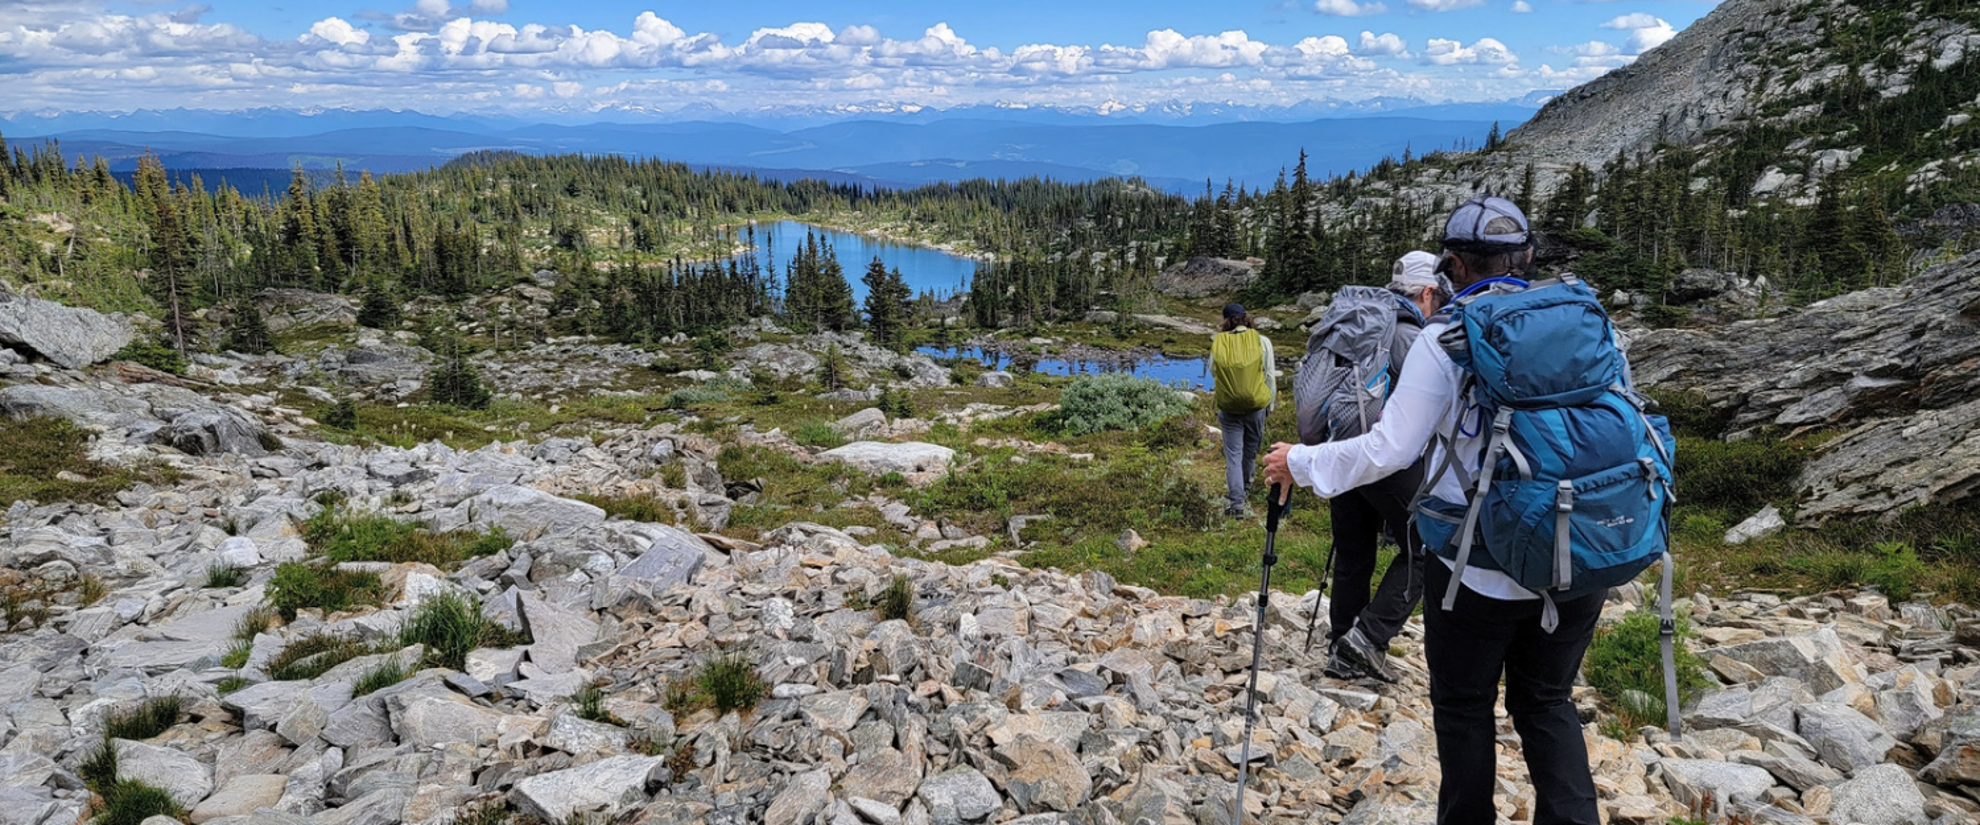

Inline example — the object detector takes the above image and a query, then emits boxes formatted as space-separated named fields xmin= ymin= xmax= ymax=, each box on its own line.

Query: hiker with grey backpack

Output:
xmin=1263 ymin=196 xmax=1680 ymax=825
xmin=1292 ymin=251 xmax=1450 ymax=682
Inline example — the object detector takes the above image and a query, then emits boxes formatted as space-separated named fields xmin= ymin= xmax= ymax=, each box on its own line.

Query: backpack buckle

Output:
xmin=1555 ymin=481 xmax=1573 ymax=513
xmin=1659 ymin=617 xmax=1676 ymax=637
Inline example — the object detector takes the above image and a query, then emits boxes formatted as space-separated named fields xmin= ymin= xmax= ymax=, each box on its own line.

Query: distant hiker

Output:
xmin=1264 ymin=196 xmax=1675 ymax=825
xmin=1210 ymin=303 xmax=1277 ymax=517
xmin=1293 ymin=251 xmax=1448 ymax=682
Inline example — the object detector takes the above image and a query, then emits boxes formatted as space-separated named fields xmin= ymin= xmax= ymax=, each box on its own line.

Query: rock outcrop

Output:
xmin=1630 ymin=249 xmax=1980 ymax=522
xmin=1154 ymin=257 xmax=1260 ymax=299
xmin=0 ymin=289 xmax=132 ymax=369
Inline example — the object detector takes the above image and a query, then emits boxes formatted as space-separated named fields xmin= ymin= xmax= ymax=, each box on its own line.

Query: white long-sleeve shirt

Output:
xmin=1283 ymin=321 xmax=1533 ymax=600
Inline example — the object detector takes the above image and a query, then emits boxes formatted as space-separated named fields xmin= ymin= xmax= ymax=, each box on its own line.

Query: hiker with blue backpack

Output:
xmin=1262 ymin=196 xmax=1678 ymax=825
xmin=1294 ymin=250 xmax=1449 ymax=683
xmin=1211 ymin=303 xmax=1278 ymax=517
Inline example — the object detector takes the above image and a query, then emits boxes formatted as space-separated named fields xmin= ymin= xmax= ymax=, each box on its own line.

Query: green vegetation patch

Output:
xmin=1056 ymin=373 xmax=1193 ymax=436
xmin=267 ymin=562 xmax=386 ymax=621
xmin=0 ymin=416 xmax=176 ymax=507
xmin=303 ymin=506 xmax=512 ymax=566
xmin=352 ymin=658 xmax=411 ymax=697
xmin=263 ymin=631 xmax=371 ymax=682
xmin=100 ymin=697 xmax=183 ymax=741
xmin=663 ymin=651 xmax=768 ymax=716
xmin=398 ymin=590 xmax=526 ymax=671
xmin=1584 ymin=610 xmax=1710 ymax=732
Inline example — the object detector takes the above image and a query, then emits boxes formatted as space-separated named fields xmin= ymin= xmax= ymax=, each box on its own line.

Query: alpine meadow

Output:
xmin=3 ymin=1 xmax=1980 ymax=824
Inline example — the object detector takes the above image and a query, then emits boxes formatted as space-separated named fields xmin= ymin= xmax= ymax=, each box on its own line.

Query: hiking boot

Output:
xmin=1225 ymin=505 xmax=1248 ymax=518
xmin=1334 ymin=625 xmax=1397 ymax=683
xmin=1322 ymin=644 xmax=1370 ymax=681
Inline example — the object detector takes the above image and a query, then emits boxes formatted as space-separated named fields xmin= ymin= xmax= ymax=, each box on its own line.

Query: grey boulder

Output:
xmin=0 ymin=291 xmax=132 ymax=368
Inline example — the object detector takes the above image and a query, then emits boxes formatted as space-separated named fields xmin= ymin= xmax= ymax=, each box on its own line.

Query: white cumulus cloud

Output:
xmin=1511 ymin=1 xmax=1533 ymax=11
xmin=1601 ymin=13 xmax=1676 ymax=54
xmin=1407 ymin=0 xmax=1485 ymax=11
xmin=1356 ymin=31 xmax=1408 ymax=57
xmin=1314 ymin=0 xmax=1389 ymax=16
xmin=1422 ymin=36 xmax=1515 ymax=65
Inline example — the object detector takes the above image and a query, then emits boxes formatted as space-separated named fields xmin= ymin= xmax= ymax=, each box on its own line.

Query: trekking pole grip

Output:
xmin=1266 ymin=484 xmax=1287 ymax=533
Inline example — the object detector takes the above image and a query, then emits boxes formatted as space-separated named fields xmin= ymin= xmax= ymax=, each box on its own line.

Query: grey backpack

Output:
xmin=1293 ymin=286 xmax=1422 ymax=445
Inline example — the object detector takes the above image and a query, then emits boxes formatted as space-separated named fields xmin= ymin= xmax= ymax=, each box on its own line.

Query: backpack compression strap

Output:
xmin=1659 ymin=551 xmax=1682 ymax=740
xmin=1440 ymin=408 xmax=1515 ymax=619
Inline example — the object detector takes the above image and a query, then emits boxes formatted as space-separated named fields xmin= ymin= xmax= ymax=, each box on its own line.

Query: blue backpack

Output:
xmin=1413 ymin=274 xmax=1685 ymax=733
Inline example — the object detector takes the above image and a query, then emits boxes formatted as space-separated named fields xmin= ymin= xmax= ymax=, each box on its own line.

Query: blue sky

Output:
xmin=0 ymin=0 xmax=1724 ymax=115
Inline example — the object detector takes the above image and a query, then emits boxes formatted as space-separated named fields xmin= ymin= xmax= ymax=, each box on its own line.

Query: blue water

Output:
xmin=737 ymin=220 xmax=978 ymax=302
xmin=917 ymin=346 xmax=1212 ymax=391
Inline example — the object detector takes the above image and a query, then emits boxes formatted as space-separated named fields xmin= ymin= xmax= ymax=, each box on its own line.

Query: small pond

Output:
xmin=916 ymin=345 xmax=1212 ymax=391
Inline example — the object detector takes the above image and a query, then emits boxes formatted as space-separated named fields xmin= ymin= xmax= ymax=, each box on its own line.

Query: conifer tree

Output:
xmin=861 ymin=257 xmax=912 ymax=349
xmin=424 ymin=332 xmax=492 ymax=410
xmin=357 ymin=280 xmax=401 ymax=329
xmin=223 ymin=299 xmax=274 ymax=355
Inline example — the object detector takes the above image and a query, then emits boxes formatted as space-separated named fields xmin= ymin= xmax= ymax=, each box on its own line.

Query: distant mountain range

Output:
xmin=3 ymin=95 xmax=1551 ymax=193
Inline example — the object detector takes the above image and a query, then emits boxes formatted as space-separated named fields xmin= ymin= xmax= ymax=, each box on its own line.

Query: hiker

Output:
xmin=1314 ymin=250 xmax=1448 ymax=683
xmin=1210 ymin=303 xmax=1277 ymax=517
xmin=1264 ymin=197 xmax=1653 ymax=825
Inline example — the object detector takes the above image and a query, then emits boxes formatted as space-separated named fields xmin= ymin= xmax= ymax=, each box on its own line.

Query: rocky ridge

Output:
xmin=1629 ymin=247 xmax=1980 ymax=523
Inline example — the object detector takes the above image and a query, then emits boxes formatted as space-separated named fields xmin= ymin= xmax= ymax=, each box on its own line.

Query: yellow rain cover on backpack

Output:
xmin=1212 ymin=328 xmax=1272 ymax=414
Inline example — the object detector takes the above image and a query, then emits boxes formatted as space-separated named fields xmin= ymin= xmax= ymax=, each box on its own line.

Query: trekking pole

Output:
xmin=1302 ymin=543 xmax=1336 ymax=653
xmin=1233 ymin=484 xmax=1289 ymax=825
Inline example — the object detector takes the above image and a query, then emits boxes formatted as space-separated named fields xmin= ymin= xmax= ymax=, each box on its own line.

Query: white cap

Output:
xmin=1389 ymin=250 xmax=1440 ymax=290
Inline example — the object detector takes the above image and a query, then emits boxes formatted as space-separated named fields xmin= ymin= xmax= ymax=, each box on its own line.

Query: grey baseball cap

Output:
xmin=1441 ymin=196 xmax=1530 ymax=252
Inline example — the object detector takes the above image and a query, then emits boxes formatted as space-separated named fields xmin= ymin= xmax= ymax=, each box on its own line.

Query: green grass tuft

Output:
xmin=204 ymin=563 xmax=245 ymax=589
xmin=215 ymin=677 xmax=252 ymax=695
xmin=266 ymin=562 xmax=386 ymax=621
xmin=95 ymin=780 xmax=187 ymax=825
xmin=101 ymin=696 xmax=182 ymax=741
xmin=398 ymin=590 xmax=520 ymax=671
xmin=876 ymin=575 xmax=914 ymax=622
xmin=352 ymin=658 xmax=410 ymax=696
xmin=221 ymin=639 xmax=252 ymax=670
xmin=263 ymin=632 xmax=370 ymax=682
xmin=573 ymin=684 xmax=619 ymax=725
xmin=79 ymin=742 xmax=119 ymax=790
xmin=698 ymin=652 xmax=766 ymax=714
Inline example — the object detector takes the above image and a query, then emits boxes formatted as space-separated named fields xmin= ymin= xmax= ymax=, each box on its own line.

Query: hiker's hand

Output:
xmin=1262 ymin=443 xmax=1296 ymax=503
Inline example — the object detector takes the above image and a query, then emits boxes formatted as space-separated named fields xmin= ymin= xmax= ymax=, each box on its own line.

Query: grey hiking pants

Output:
xmin=1217 ymin=408 xmax=1267 ymax=509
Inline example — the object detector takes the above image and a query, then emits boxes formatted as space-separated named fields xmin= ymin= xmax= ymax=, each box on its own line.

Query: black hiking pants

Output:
xmin=1325 ymin=465 xmax=1424 ymax=648
xmin=1423 ymin=560 xmax=1604 ymax=825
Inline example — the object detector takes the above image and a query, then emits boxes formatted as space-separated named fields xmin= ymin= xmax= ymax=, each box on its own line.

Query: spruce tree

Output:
xmin=357 ymin=280 xmax=401 ymax=329
xmin=861 ymin=257 xmax=912 ymax=349
xmin=425 ymin=332 xmax=492 ymax=410
xmin=223 ymin=299 xmax=274 ymax=355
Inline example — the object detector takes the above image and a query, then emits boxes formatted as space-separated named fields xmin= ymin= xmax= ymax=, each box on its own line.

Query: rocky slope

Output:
xmin=1317 ymin=0 xmax=1980 ymax=214
xmin=1629 ymin=248 xmax=1980 ymax=524
xmin=2 ymin=295 xmax=1980 ymax=825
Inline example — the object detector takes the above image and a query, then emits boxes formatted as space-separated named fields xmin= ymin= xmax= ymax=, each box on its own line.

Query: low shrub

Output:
xmin=793 ymin=421 xmax=845 ymax=449
xmin=1674 ymin=435 xmax=1807 ymax=519
xmin=267 ymin=562 xmax=385 ymax=621
xmin=221 ymin=639 xmax=252 ymax=669
xmin=110 ymin=339 xmax=186 ymax=376
xmin=664 ymin=385 xmax=731 ymax=409
xmin=577 ymin=493 xmax=677 ymax=523
xmin=1583 ymin=610 xmax=1710 ymax=731
xmin=0 ymin=416 xmax=170 ymax=507
xmin=1057 ymin=373 xmax=1192 ymax=435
